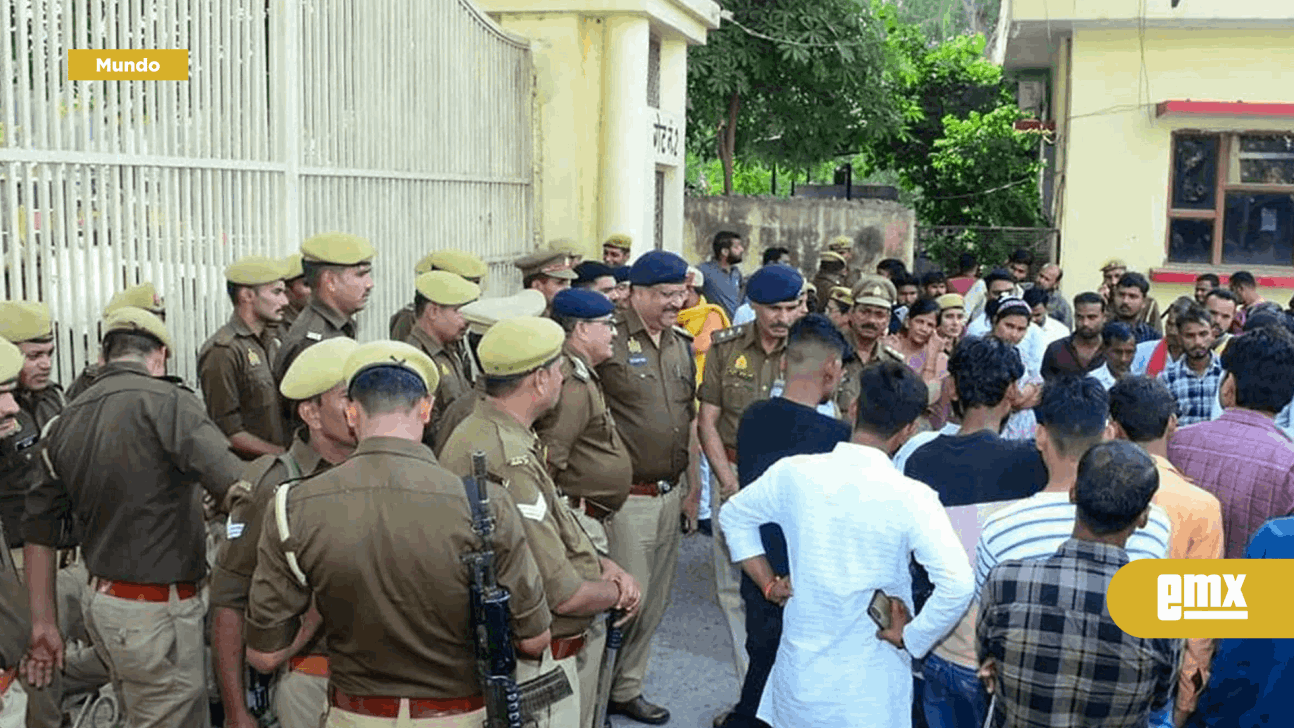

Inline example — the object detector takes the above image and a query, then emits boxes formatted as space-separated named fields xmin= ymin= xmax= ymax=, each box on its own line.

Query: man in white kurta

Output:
xmin=720 ymin=440 xmax=975 ymax=727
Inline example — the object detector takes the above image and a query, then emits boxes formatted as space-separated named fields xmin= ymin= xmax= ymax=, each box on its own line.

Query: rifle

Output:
xmin=592 ymin=611 xmax=625 ymax=728
xmin=462 ymin=451 xmax=523 ymax=728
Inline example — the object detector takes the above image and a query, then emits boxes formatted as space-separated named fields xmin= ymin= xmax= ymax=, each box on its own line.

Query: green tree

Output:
xmin=686 ymin=0 xmax=900 ymax=194
xmin=919 ymin=105 xmax=1044 ymax=226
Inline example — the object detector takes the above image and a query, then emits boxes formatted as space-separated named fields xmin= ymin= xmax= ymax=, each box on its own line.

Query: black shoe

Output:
xmin=697 ymin=518 xmax=713 ymax=537
xmin=713 ymin=708 xmax=734 ymax=727
xmin=609 ymin=696 xmax=671 ymax=725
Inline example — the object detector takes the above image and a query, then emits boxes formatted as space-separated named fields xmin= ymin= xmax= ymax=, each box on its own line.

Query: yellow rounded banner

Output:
xmin=1108 ymin=559 xmax=1294 ymax=638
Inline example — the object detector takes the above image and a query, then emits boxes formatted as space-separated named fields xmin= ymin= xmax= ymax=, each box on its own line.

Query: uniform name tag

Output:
xmin=629 ymin=355 xmax=648 ymax=366
xmin=306 ymin=332 xmax=323 ymax=341
xmin=226 ymin=518 xmax=245 ymax=540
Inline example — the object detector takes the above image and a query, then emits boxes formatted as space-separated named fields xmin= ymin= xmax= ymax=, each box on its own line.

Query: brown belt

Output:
xmin=550 ymin=634 xmax=587 ymax=660
xmin=724 ymin=447 xmax=738 ymax=464
xmin=567 ymin=496 xmax=613 ymax=522
xmin=329 ymin=686 xmax=485 ymax=719
xmin=289 ymin=654 xmax=329 ymax=678
xmin=629 ymin=481 xmax=673 ymax=497
xmin=0 ymin=667 xmax=14 ymax=696
xmin=92 ymin=578 xmax=198 ymax=602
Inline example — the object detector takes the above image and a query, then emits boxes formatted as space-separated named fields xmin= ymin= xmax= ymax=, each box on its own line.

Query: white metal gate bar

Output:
xmin=2 ymin=0 xmax=536 ymax=387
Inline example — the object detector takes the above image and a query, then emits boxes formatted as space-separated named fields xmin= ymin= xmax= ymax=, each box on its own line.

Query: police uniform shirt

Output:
xmin=698 ymin=323 xmax=786 ymax=450
xmin=64 ymin=364 xmax=101 ymax=403
xmin=281 ymin=300 xmax=304 ymax=329
xmin=389 ymin=305 xmax=416 ymax=342
xmin=441 ymin=399 xmax=603 ymax=639
xmin=432 ymin=387 xmax=484 ymax=458
xmin=405 ymin=326 xmax=473 ymax=443
xmin=0 ymin=520 xmax=29 ymax=670
xmin=273 ymin=298 xmax=357 ymax=383
xmin=198 ymin=314 xmax=287 ymax=449
xmin=0 ymin=384 xmax=64 ymax=548
xmin=534 ymin=348 xmax=634 ymax=514
xmin=596 ymin=306 xmax=696 ymax=484
xmin=812 ymin=272 xmax=844 ymax=313
xmin=24 ymin=361 xmax=246 ymax=584
xmin=245 ymin=436 xmax=550 ymax=699
xmin=834 ymin=335 xmax=904 ymax=417
xmin=210 ymin=433 xmax=328 ymax=611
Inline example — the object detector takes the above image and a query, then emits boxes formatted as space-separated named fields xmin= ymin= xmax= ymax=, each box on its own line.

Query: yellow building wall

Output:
xmin=489 ymin=13 xmax=607 ymax=260
xmin=1057 ymin=27 xmax=1294 ymax=308
xmin=1010 ymin=0 xmax=1292 ymax=23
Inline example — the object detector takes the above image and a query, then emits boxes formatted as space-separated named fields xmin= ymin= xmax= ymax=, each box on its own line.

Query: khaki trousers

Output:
xmin=275 ymin=669 xmax=329 ymax=728
xmin=515 ymin=648 xmax=579 ymax=728
xmin=710 ymin=464 xmax=748 ymax=684
xmin=324 ymin=704 xmax=486 ymax=728
xmin=575 ymin=615 xmax=608 ymax=728
xmin=605 ymin=484 xmax=683 ymax=703
xmin=22 ymin=563 xmax=111 ymax=728
xmin=84 ymin=585 xmax=209 ymax=728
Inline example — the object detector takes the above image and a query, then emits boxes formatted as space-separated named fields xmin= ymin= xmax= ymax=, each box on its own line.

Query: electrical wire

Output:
xmin=718 ymin=10 xmax=876 ymax=49
xmin=924 ymin=176 xmax=1035 ymax=200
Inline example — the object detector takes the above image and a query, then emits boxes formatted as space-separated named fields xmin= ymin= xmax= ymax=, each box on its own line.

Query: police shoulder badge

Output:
xmin=248 ymin=350 xmax=261 ymax=367
xmin=733 ymin=354 xmax=748 ymax=371
xmin=627 ymin=338 xmax=642 ymax=354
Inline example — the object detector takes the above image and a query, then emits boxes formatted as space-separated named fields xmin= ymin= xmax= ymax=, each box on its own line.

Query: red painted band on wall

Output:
xmin=1150 ymin=269 xmax=1294 ymax=289
xmin=1156 ymin=100 xmax=1294 ymax=118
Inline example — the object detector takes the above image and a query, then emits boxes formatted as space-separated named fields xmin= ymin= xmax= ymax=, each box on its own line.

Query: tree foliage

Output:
xmin=686 ymin=0 xmax=901 ymax=194
xmin=919 ymin=106 xmax=1045 ymax=226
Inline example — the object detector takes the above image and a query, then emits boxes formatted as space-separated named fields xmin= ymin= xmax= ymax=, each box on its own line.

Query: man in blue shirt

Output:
xmin=698 ymin=231 xmax=747 ymax=320
xmin=719 ymin=314 xmax=853 ymax=728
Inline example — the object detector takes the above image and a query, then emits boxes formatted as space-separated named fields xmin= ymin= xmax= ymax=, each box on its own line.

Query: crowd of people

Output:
xmin=0 ymin=228 xmax=1291 ymax=728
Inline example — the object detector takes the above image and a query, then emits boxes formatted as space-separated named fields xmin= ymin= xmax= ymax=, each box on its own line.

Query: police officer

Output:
xmin=826 ymin=235 xmax=860 ymax=289
xmin=602 ymin=234 xmax=632 ymax=268
xmin=595 ymin=251 xmax=695 ymax=725
xmin=23 ymin=307 xmax=246 ymax=728
xmin=516 ymin=249 xmax=578 ymax=314
xmin=825 ymin=286 xmax=853 ymax=332
xmin=245 ymin=340 xmax=553 ymax=728
xmin=811 ymin=251 xmax=848 ymax=313
xmin=273 ymin=232 xmax=376 ymax=382
xmin=388 ymin=249 xmax=489 ymax=342
xmin=0 ymin=337 xmax=27 ymax=687
xmin=64 ymin=282 xmax=166 ymax=401
xmin=211 ymin=337 xmax=359 ymax=728
xmin=697 ymin=264 xmax=804 ymax=688
xmin=403 ymin=271 xmax=481 ymax=446
xmin=281 ymin=253 xmax=311 ymax=329
xmin=612 ymin=265 xmax=632 ymax=312
xmin=534 ymin=289 xmax=635 ymax=728
xmin=198 ymin=255 xmax=291 ymax=460
xmin=573 ymin=261 xmax=619 ymax=302
xmin=834 ymin=275 xmax=905 ymax=417
xmin=442 ymin=317 xmax=641 ymax=728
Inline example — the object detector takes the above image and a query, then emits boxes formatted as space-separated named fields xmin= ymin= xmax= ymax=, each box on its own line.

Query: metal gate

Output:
xmin=1 ymin=0 xmax=536 ymax=386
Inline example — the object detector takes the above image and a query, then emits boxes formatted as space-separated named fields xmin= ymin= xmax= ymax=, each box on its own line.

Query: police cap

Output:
xmin=461 ymin=290 xmax=547 ymax=337
xmin=747 ymin=264 xmax=804 ymax=305
xmin=826 ymin=235 xmax=853 ymax=253
xmin=851 ymin=275 xmax=897 ymax=310
xmin=105 ymin=283 xmax=164 ymax=316
xmin=478 ymin=316 xmax=564 ymax=377
xmin=416 ymin=249 xmax=488 ymax=280
xmin=282 ymin=253 xmax=305 ymax=281
xmin=0 ymin=338 xmax=22 ymax=384
xmin=574 ymin=261 xmax=615 ymax=285
xmin=828 ymin=286 xmax=854 ymax=307
xmin=628 ymin=251 xmax=688 ymax=287
xmin=0 ymin=301 xmax=53 ymax=343
xmin=301 ymin=232 xmax=376 ymax=266
xmin=104 ymin=306 xmax=174 ymax=352
xmin=515 ymin=249 xmax=578 ymax=280
xmin=415 ymin=271 xmax=480 ymax=307
xmin=225 ymin=255 xmax=287 ymax=286
xmin=612 ymin=265 xmax=632 ymax=283
xmin=936 ymin=293 xmax=965 ymax=311
xmin=280 ymin=337 xmax=358 ymax=401
xmin=552 ymin=288 xmax=615 ymax=321
xmin=343 ymin=340 xmax=440 ymax=395
xmin=603 ymin=234 xmax=633 ymax=251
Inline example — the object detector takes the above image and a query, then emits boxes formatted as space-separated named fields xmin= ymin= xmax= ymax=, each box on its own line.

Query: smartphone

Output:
xmin=868 ymin=589 xmax=892 ymax=631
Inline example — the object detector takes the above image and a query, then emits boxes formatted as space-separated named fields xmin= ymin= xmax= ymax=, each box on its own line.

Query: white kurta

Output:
xmin=719 ymin=442 xmax=975 ymax=728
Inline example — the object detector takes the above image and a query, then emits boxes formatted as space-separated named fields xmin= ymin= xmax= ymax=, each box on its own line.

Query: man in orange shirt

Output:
xmin=1108 ymin=376 xmax=1224 ymax=726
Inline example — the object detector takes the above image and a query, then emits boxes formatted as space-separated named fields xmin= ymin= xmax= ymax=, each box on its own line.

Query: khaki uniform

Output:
xmin=0 ymin=385 xmax=63 ymax=551
xmin=812 ymin=271 xmax=845 ymax=313
xmin=389 ymin=304 xmax=416 ymax=342
xmin=64 ymin=364 xmax=102 ymax=403
xmin=533 ymin=348 xmax=633 ymax=728
xmin=273 ymin=299 xmax=357 ymax=383
xmin=697 ymin=323 xmax=787 ymax=683
xmin=27 ymin=361 xmax=245 ymax=728
xmin=432 ymin=388 xmax=483 ymax=459
xmin=282 ymin=300 xmax=304 ymax=329
xmin=441 ymin=401 xmax=603 ymax=728
xmin=595 ymin=306 xmax=695 ymax=703
xmin=405 ymin=327 xmax=474 ymax=449
xmin=212 ymin=434 xmax=331 ymax=728
xmin=246 ymin=436 xmax=551 ymax=728
xmin=835 ymin=334 xmax=905 ymax=418
xmin=197 ymin=314 xmax=287 ymax=452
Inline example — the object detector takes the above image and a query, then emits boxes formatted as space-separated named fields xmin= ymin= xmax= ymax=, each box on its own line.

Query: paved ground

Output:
xmin=610 ymin=530 xmax=740 ymax=728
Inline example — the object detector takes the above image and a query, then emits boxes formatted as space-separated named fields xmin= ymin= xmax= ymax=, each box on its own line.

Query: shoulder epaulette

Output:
xmin=882 ymin=344 xmax=905 ymax=361
xmin=710 ymin=323 xmax=749 ymax=346
xmin=672 ymin=325 xmax=694 ymax=341
xmin=210 ymin=325 xmax=237 ymax=348
xmin=569 ymin=355 xmax=590 ymax=382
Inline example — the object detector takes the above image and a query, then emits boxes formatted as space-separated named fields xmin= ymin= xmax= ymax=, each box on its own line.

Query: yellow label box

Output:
xmin=68 ymin=50 xmax=188 ymax=81
xmin=1108 ymin=559 xmax=1294 ymax=638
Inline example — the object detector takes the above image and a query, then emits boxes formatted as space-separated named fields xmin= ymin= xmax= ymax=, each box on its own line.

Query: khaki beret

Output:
xmin=936 ymin=293 xmax=965 ymax=311
xmin=415 ymin=249 xmax=488 ymax=280
xmin=851 ymin=275 xmax=897 ymax=310
xmin=301 ymin=232 xmax=376 ymax=266
xmin=280 ymin=337 xmax=359 ymax=400
xmin=827 ymin=236 xmax=853 ymax=252
xmin=478 ymin=316 xmax=564 ymax=377
xmin=105 ymin=283 xmax=164 ymax=316
xmin=225 ymin=255 xmax=287 ymax=286
xmin=514 ymin=249 xmax=577 ymax=280
xmin=103 ymin=306 xmax=174 ymax=352
xmin=343 ymin=340 xmax=440 ymax=395
xmin=0 ymin=301 xmax=53 ymax=343
xmin=415 ymin=271 xmax=480 ymax=307
xmin=548 ymin=238 xmax=585 ymax=262
xmin=603 ymin=234 xmax=633 ymax=251
xmin=461 ymin=290 xmax=547 ymax=337
xmin=828 ymin=286 xmax=853 ymax=306
xmin=0 ymin=337 xmax=22 ymax=383
xmin=803 ymin=280 xmax=817 ymax=297
xmin=819 ymin=251 xmax=847 ymax=266
xmin=1100 ymin=258 xmax=1128 ymax=272
xmin=687 ymin=266 xmax=705 ymax=290
xmin=282 ymin=253 xmax=305 ymax=281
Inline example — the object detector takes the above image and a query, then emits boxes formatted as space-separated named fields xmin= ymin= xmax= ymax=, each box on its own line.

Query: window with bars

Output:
xmin=654 ymin=170 xmax=666 ymax=250
xmin=647 ymin=38 xmax=661 ymax=109
xmin=1167 ymin=131 xmax=1294 ymax=267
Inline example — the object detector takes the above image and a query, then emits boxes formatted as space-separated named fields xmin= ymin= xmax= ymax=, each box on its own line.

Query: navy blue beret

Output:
xmin=552 ymin=288 xmax=615 ymax=320
xmin=575 ymin=261 xmax=614 ymax=284
xmin=613 ymin=265 xmax=631 ymax=283
xmin=629 ymin=251 xmax=688 ymax=286
xmin=747 ymin=264 xmax=804 ymax=304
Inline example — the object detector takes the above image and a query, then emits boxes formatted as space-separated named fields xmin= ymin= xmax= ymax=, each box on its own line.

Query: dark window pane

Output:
xmin=1172 ymin=135 xmax=1219 ymax=210
xmin=1222 ymin=193 xmax=1294 ymax=266
xmin=1168 ymin=219 xmax=1214 ymax=264
xmin=1238 ymin=134 xmax=1294 ymax=185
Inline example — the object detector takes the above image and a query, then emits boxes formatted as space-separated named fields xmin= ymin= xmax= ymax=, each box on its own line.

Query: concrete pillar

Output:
xmin=599 ymin=16 xmax=651 ymax=260
xmin=659 ymin=37 xmax=687 ymax=256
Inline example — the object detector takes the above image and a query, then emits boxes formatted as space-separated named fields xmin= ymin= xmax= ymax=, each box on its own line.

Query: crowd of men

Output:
xmin=0 ymin=228 xmax=1292 ymax=728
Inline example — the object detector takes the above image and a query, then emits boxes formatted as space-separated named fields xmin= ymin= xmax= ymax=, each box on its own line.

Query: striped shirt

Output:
xmin=975 ymin=491 xmax=1171 ymax=592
